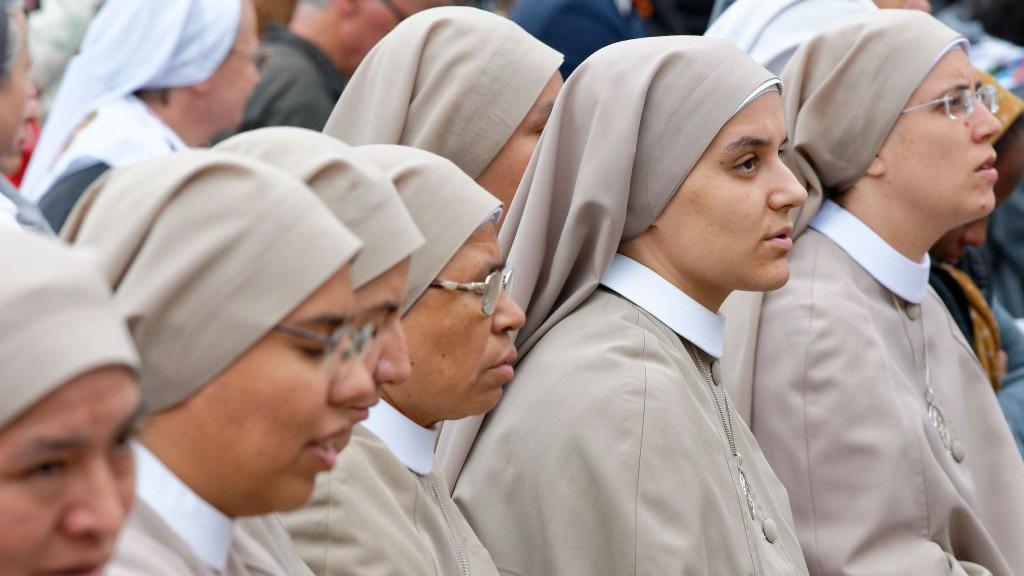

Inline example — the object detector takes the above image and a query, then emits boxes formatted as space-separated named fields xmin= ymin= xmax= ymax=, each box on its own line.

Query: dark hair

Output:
xmin=969 ymin=0 xmax=1024 ymax=46
xmin=996 ymin=115 xmax=1024 ymax=155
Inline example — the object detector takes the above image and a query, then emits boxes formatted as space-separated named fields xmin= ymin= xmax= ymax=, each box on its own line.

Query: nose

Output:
xmin=768 ymin=161 xmax=808 ymax=211
xmin=62 ymin=457 xmax=133 ymax=539
xmin=492 ymin=291 xmax=526 ymax=335
xmin=972 ymin=99 xmax=1002 ymax=143
xmin=962 ymin=217 xmax=989 ymax=247
xmin=330 ymin=351 xmax=378 ymax=410
xmin=372 ymin=321 xmax=413 ymax=387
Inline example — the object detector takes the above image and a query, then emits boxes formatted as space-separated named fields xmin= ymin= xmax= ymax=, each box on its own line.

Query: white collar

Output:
xmin=600 ymin=254 xmax=725 ymax=358
xmin=133 ymin=443 xmax=234 ymax=570
xmin=809 ymin=200 xmax=930 ymax=304
xmin=362 ymin=400 xmax=436 ymax=476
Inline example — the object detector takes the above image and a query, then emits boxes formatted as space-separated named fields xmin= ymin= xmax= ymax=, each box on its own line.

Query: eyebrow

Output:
xmin=291 ymin=313 xmax=355 ymax=329
xmin=14 ymin=405 xmax=141 ymax=460
xmin=935 ymin=82 xmax=972 ymax=99
xmin=724 ymin=136 xmax=788 ymax=156
xmin=359 ymin=301 xmax=400 ymax=317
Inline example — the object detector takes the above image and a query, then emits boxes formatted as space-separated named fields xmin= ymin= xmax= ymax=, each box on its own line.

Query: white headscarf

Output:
xmin=21 ymin=0 xmax=242 ymax=200
xmin=705 ymin=0 xmax=877 ymax=74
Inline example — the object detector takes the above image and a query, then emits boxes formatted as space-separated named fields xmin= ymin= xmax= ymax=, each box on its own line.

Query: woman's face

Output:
xmin=475 ymin=72 xmax=563 ymax=224
xmin=142 ymin=264 xmax=376 ymax=517
xmin=624 ymin=92 xmax=806 ymax=310
xmin=0 ymin=367 xmax=139 ymax=576
xmin=876 ymin=49 xmax=1001 ymax=239
xmin=354 ymin=258 xmax=413 ymax=391
xmin=0 ymin=10 xmax=31 ymax=153
xmin=385 ymin=223 xmax=526 ymax=427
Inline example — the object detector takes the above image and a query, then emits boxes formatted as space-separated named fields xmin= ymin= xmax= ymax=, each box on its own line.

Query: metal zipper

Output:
xmin=430 ymin=476 xmax=472 ymax=576
xmin=688 ymin=342 xmax=758 ymax=522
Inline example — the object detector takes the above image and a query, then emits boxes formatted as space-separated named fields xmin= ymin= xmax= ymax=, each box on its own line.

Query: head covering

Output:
xmin=781 ymin=10 xmax=966 ymax=235
xmin=215 ymin=127 xmax=424 ymax=288
xmin=979 ymin=69 xmax=1024 ymax=143
xmin=500 ymin=36 xmax=779 ymax=356
xmin=358 ymin=145 xmax=501 ymax=314
xmin=722 ymin=10 xmax=966 ymax=424
xmin=0 ymin=230 xmax=137 ymax=428
xmin=22 ymin=0 xmax=242 ymax=198
xmin=323 ymin=6 xmax=563 ymax=179
xmin=705 ymin=0 xmax=876 ymax=74
xmin=61 ymin=150 xmax=361 ymax=415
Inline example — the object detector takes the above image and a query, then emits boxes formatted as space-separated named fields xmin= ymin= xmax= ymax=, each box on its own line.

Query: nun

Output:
xmin=0 ymin=231 xmax=139 ymax=575
xmin=746 ymin=10 xmax=1024 ymax=575
xmin=61 ymin=151 xmax=376 ymax=575
xmin=323 ymin=6 xmax=563 ymax=215
xmin=275 ymin=145 xmax=524 ymax=576
xmin=214 ymin=127 xmax=426 ymax=574
xmin=451 ymin=37 xmax=809 ymax=575
xmin=24 ymin=0 xmax=261 ymax=231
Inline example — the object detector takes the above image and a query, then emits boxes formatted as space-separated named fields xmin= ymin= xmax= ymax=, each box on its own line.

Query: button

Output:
xmin=762 ymin=518 xmax=778 ymax=543
xmin=904 ymin=303 xmax=921 ymax=321
xmin=952 ymin=440 xmax=966 ymax=463
xmin=711 ymin=359 xmax=723 ymax=386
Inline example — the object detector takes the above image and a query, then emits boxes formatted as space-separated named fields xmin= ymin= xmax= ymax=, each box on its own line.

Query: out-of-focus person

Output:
xmin=510 ymin=0 xmax=648 ymax=79
xmin=237 ymin=0 xmax=443 ymax=133
xmin=0 ymin=231 xmax=140 ymax=576
xmin=26 ymin=0 xmax=102 ymax=122
xmin=253 ymin=0 xmax=299 ymax=33
xmin=0 ymin=1 xmax=49 ymax=235
xmin=709 ymin=0 xmax=929 ymax=25
xmin=643 ymin=0 xmax=715 ymax=35
xmin=22 ymin=0 xmax=261 ymax=233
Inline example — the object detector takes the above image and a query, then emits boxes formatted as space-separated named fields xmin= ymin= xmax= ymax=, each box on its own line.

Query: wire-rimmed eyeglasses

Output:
xmin=429 ymin=267 xmax=514 ymax=317
xmin=901 ymin=85 xmax=1000 ymax=120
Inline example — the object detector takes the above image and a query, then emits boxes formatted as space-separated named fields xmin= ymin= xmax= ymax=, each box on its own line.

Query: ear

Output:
xmin=865 ymin=154 xmax=886 ymax=178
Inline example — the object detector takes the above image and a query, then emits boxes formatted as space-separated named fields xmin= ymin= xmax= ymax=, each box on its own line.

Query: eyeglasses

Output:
xmin=377 ymin=0 xmax=410 ymax=22
xmin=901 ymin=85 xmax=1000 ymax=120
xmin=231 ymin=47 xmax=269 ymax=71
xmin=274 ymin=321 xmax=376 ymax=379
xmin=430 ymin=267 xmax=514 ymax=317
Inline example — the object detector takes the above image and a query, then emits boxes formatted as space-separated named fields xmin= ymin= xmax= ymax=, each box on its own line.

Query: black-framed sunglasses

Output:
xmin=429 ymin=266 xmax=514 ymax=317
xmin=377 ymin=0 xmax=410 ymax=22
xmin=901 ymin=85 xmax=1000 ymax=121
xmin=274 ymin=322 xmax=376 ymax=379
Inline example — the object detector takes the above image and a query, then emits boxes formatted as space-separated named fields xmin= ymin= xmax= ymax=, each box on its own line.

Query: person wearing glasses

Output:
xmin=453 ymin=36 xmax=809 ymax=575
xmin=23 ymin=0 xmax=262 ymax=233
xmin=237 ymin=0 xmax=441 ymax=134
xmin=744 ymin=11 xmax=1024 ymax=575
xmin=214 ymin=127 xmax=425 ymax=573
xmin=276 ymin=145 xmax=524 ymax=576
xmin=61 ymin=151 xmax=376 ymax=576
xmin=0 ymin=231 xmax=139 ymax=576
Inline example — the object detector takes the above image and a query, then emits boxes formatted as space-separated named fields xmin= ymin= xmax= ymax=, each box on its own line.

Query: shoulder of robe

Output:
xmin=106 ymin=501 xmax=204 ymax=575
xmin=922 ymin=286 xmax=983 ymax=361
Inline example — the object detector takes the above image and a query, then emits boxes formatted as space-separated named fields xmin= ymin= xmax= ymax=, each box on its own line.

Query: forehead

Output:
xmin=913 ymin=48 xmax=973 ymax=97
xmin=709 ymin=91 xmax=786 ymax=148
xmin=441 ymin=223 xmax=500 ymax=274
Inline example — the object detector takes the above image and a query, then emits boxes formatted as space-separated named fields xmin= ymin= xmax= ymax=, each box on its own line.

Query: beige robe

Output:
xmin=279 ymin=425 xmax=499 ymax=576
xmin=753 ymin=228 xmax=1024 ymax=576
xmin=454 ymin=288 xmax=808 ymax=575
xmin=106 ymin=500 xmax=286 ymax=576
xmin=237 ymin=515 xmax=315 ymax=576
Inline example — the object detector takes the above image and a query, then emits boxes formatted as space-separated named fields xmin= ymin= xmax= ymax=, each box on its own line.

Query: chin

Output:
xmin=742 ymin=262 xmax=791 ymax=293
xmin=256 ymin=475 xmax=317 ymax=515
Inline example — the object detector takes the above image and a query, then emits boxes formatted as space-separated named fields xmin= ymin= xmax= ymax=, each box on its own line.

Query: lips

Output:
xmin=488 ymin=348 xmax=518 ymax=382
xmin=976 ymin=153 xmax=999 ymax=182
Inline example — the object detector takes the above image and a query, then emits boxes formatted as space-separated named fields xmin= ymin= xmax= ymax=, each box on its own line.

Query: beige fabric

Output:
xmin=455 ymin=289 xmax=808 ymax=575
xmin=723 ymin=10 xmax=965 ymax=421
xmin=215 ymin=127 xmax=424 ymax=288
xmin=323 ymin=6 xmax=563 ymax=179
xmin=60 ymin=150 xmax=361 ymax=415
xmin=237 ymin=515 xmax=314 ymax=576
xmin=438 ymin=36 xmax=777 ymax=485
xmin=753 ymin=229 xmax=1024 ymax=576
xmin=357 ymin=145 xmax=501 ymax=314
xmin=280 ymin=425 xmax=499 ymax=576
xmin=108 ymin=500 xmax=287 ymax=576
xmin=0 ymin=230 xmax=137 ymax=428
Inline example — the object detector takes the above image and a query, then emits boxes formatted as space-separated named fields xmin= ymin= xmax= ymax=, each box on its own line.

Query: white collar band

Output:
xmin=362 ymin=400 xmax=436 ymax=475
xmin=600 ymin=254 xmax=725 ymax=358
xmin=810 ymin=200 xmax=930 ymax=303
xmin=133 ymin=443 xmax=234 ymax=570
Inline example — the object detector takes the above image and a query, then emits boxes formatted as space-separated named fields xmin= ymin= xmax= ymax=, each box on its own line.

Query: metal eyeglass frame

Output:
xmin=901 ymin=85 xmax=1000 ymax=120
xmin=274 ymin=322 xmax=376 ymax=378
xmin=429 ymin=266 xmax=514 ymax=317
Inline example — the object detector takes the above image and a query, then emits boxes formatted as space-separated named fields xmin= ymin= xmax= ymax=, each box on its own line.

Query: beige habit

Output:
xmin=322 ymin=6 xmax=562 ymax=179
xmin=451 ymin=37 xmax=808 ymax=575
xmin=63 ymin=151 xmax=362 ymax=576
xmin=0 ymin=230 xmax=138 ymax=428
xmin=279 ymin=145 xmax=503 ymax=576
xmin=215 ymin=127 xmax=426 ymax=575
xmin=748 ymin=11 xmax=1024 ymax=576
